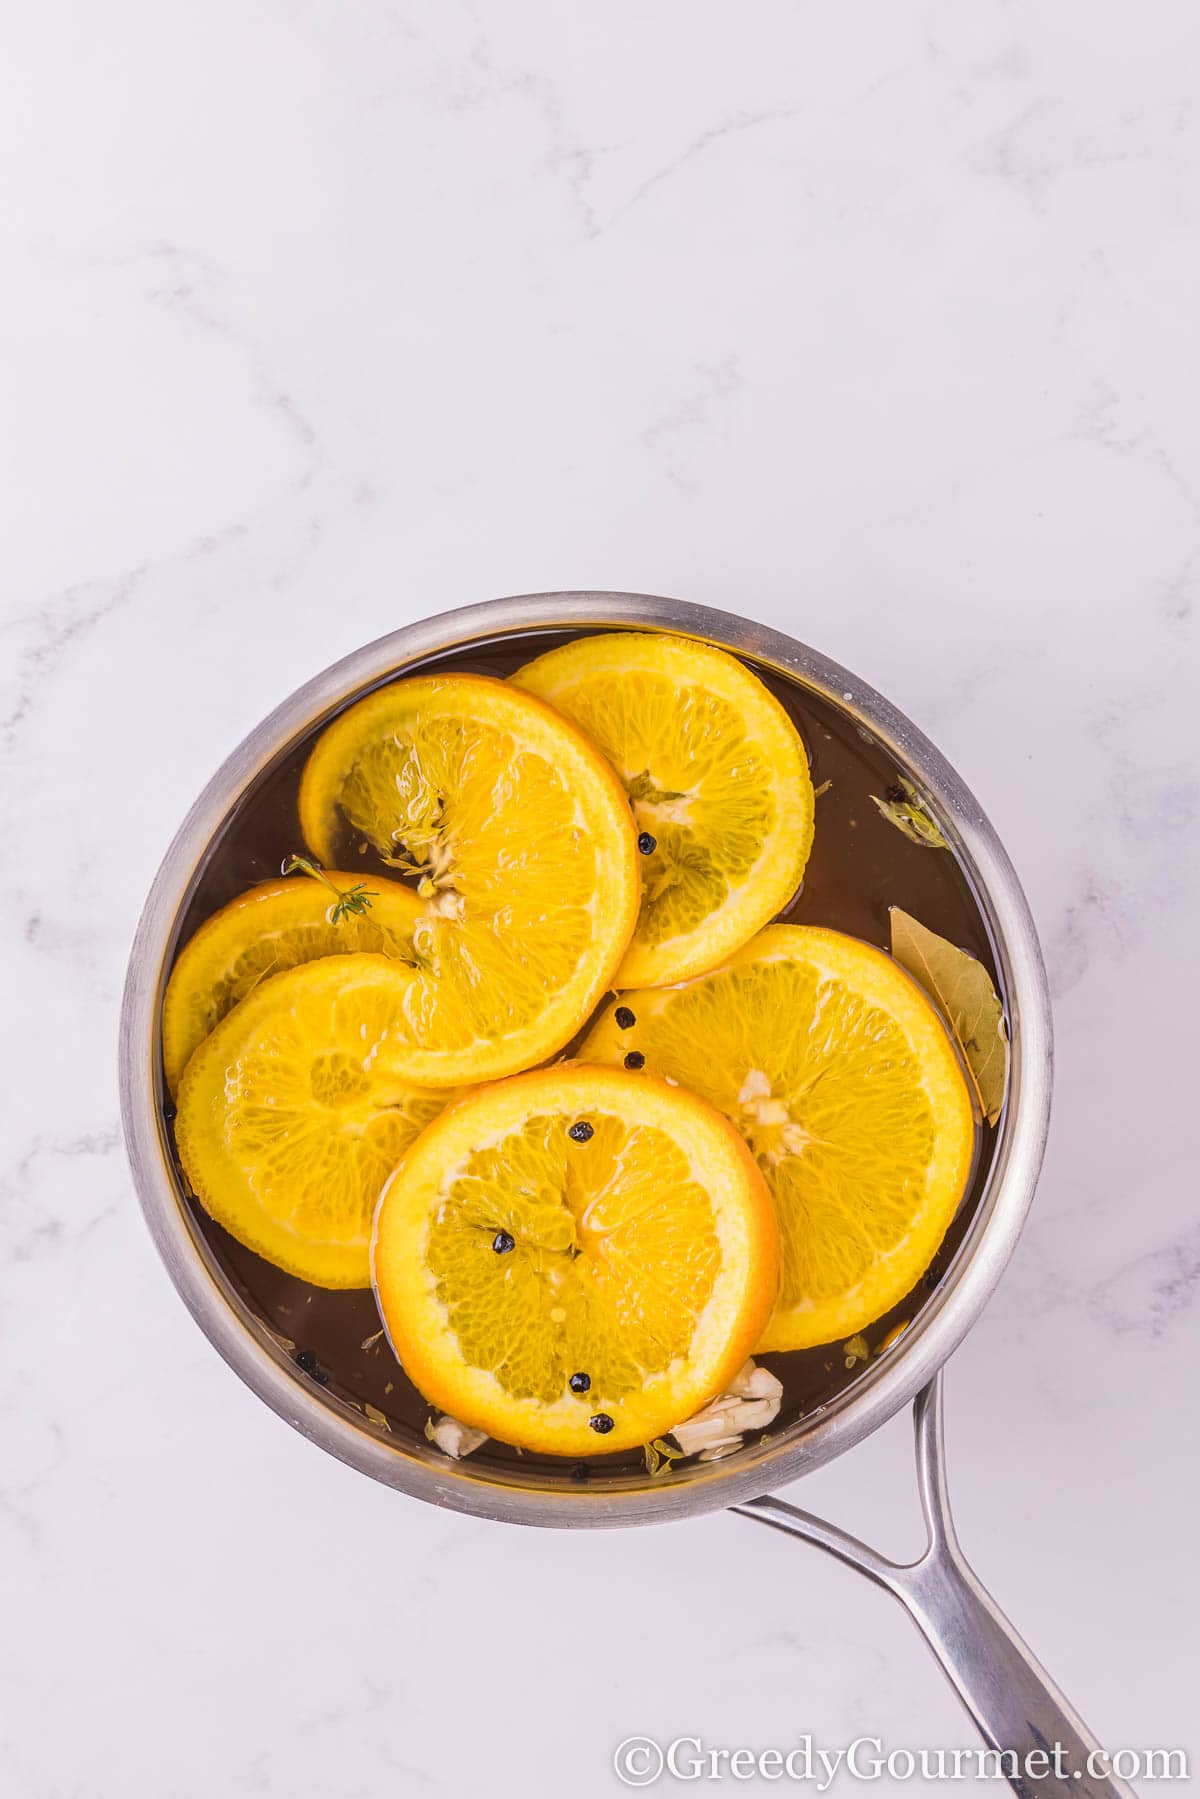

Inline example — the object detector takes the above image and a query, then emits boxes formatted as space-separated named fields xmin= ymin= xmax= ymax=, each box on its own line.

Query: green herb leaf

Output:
xmin=282 ymin=854 xmax=376 ymax=923
xmin=870 ymin=781 xmax=947 ymax=849
xmin=889 ymin=907 xmax=1009 ymax=1126
xmin=363 ymin=1402 xmax=392 ymax=1431
xmin=329 ymin=882 xmax=375 ymax=924
xmin=843 ymin=1333 xmax=870 ymax=1368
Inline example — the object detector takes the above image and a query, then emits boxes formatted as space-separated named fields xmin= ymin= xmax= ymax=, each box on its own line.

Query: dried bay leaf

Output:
xmin=871 ymin=781 xmax=947 ymax=849
xmin=889 ymin=907 xmax=1009 ymax=1126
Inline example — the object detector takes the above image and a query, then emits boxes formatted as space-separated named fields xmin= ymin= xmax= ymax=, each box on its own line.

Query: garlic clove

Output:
xmin=668 ymin=1359 xmax=783 ymax=1458
xmin=424 ymin=1413 xmax=488 ymax=1459
xmin=728 ymin=1360 xmax=784 ymax=1402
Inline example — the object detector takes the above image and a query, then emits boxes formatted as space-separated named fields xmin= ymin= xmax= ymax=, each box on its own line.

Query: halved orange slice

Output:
xmin=580 ymin=926 xmax=976 ymax=1349
xmin=162 ymin=874 xmax=423 ymax=1095
xmin=372 ymin=1065 xmax=779 ymax=1454
xmin=513 ymin=632 xmax=814 ymax=987
xmin=176 ymin=955 xmax=448 ymax=1287
xmin=298 ymin=673 xmax=640 ymax=1086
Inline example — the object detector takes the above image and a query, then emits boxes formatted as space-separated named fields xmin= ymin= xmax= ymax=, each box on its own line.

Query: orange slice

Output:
xmin=176 ymin=955 xmax=449 ymax=1287
xmin=297 ymin=673 xmax=639 ymax=1086
xmin=580 ymin=926 xmax=976 ymax=1349
xmin=162 ymin=874 xmax=423 ymax=1095
xmin=372 ymin=1064 xmax=779 ymax=1454
xmin=513 ymin=632 xmax=814 ymax=986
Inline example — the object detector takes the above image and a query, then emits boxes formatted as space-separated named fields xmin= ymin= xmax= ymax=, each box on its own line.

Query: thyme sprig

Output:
xmin=281 ymin=854 xmax=377 ymax=924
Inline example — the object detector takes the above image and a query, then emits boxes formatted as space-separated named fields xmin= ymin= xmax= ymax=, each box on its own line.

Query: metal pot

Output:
xmin=120 ymin=593 xmax=1130 ymax=1797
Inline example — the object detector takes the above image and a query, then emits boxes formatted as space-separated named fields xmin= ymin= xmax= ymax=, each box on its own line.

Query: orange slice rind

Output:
xmin=581 ymin=925 xmax=976 ymax=1349
xmin=162 ymin=874 xmax=423 ymax=1095
xmin=176 ymin=955 xmax=449 ymax=1288
xmin=298 ymin=672 xmax=640 ymax=1086
xmin=372 ymin=1064 xmax=779 ymax=1454
xmin=513 ymin=632 xmax=814 ymax=987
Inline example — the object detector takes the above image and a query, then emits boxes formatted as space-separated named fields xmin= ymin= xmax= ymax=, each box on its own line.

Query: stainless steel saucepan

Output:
xmin=120 ymin=593 xmax=1132 ymax=1797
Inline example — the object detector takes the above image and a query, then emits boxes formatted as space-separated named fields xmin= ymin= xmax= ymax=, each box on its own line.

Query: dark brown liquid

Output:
xmin=165 ymin=630 xmax=1003 ymax=1486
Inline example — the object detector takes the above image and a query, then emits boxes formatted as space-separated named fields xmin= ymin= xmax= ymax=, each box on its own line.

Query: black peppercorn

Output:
xmin=623 ymin=1050 xmax=645 ymax=1070
xmin=568 ymin=1371 xmax=591 ymax=1394
xmin=567 ymin=1120 xmax=594 ymax=1143
xmin=613 ymin=1006 xmax=636 ymax=1030
xmin=492 ymin=1230 xmax=516 ymax=1254
xmin=589 ymin=1413 xmax=615 ymax=1434
xmin=295 ymin=1349 xmax=318 ymax=1375
xmin=569 ymin=1462 xmax=590 ymax=1482
xmin=637 ymin=831 xmax=657 ymax=855
xmin=162 ymin=1099 xmax=177 ymax=1124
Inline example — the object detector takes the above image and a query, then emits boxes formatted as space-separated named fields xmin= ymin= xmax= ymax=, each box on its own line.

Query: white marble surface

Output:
xmin=4 ymin=4 xmax=1199 ymax=1794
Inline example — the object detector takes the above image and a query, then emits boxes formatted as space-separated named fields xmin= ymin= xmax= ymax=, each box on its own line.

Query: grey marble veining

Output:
xmin=3 ymin=4 xmax=1198 ymax=1794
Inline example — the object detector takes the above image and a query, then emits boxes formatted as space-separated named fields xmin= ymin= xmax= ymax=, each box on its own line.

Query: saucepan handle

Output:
xmin=734 ymin=1375 xmax=1137 ymax=1798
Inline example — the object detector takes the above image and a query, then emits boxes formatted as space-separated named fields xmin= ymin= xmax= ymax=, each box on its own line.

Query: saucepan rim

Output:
xmin=118 ymin=592 xmax=1053 ymax=1528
